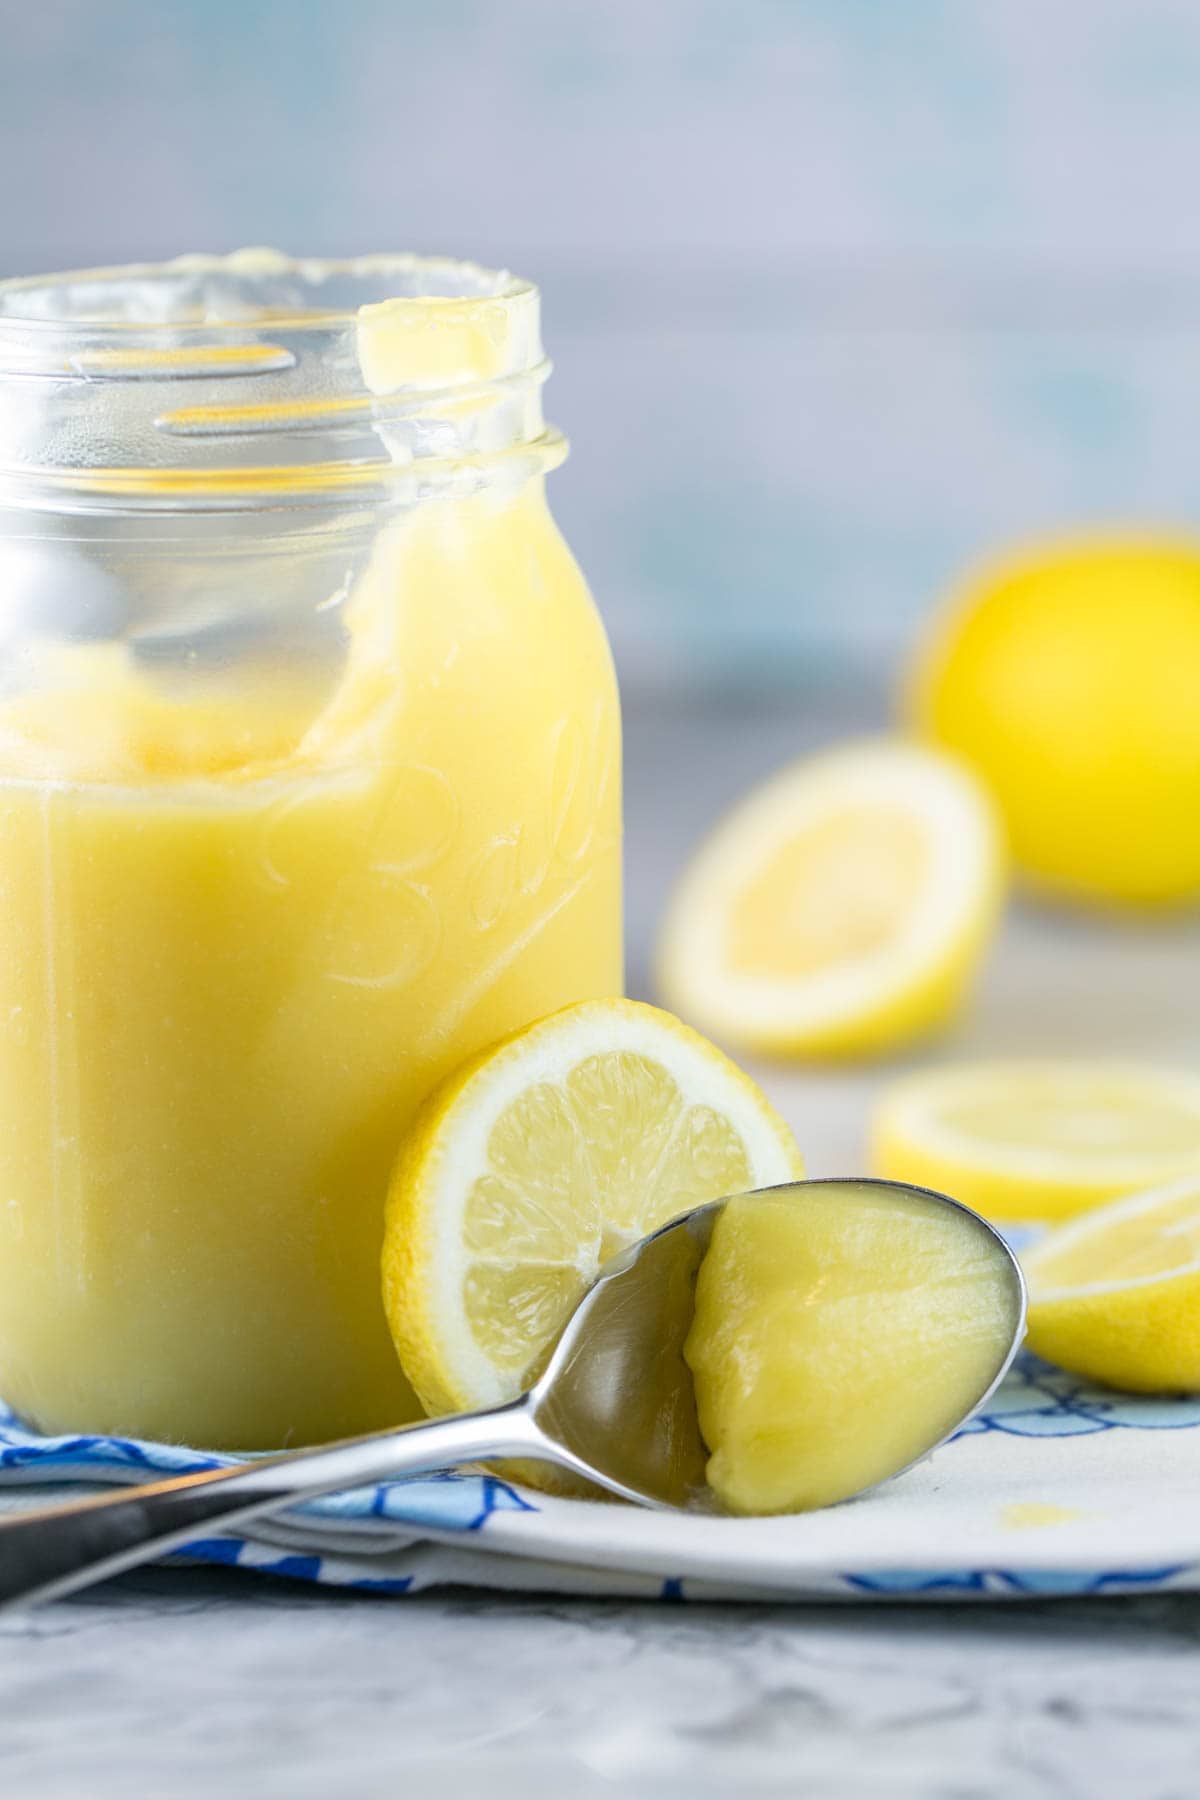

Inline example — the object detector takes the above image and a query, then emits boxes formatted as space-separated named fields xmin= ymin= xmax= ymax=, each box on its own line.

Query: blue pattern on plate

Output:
xmin=955 ymin=1354 xmax=1200 ymax=1438
xmin=0 ymin=1399 xmax=535 ymax=1537
xmin=2 ymin=1349 xmax=1198 ymax=1601
xmin=844 ymin=1566 xmax=1192 ymax=1598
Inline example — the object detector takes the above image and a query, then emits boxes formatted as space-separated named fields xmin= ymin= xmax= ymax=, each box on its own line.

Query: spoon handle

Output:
xmin=0 ymin=1400 xmax=542 ymax=1611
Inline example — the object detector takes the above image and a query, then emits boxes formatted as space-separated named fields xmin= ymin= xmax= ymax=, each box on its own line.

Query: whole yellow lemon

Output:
xmin=908 ymin=538 xmax=1200 ymax=909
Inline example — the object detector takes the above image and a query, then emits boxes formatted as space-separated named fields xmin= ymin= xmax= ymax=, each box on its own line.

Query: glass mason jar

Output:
xmin=0 ymin=251 xmax=622 ymax=1450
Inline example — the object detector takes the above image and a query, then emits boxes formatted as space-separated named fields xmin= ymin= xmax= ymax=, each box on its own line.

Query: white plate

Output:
xmin=4 ymin=1353 xmax=1200 ymax=1601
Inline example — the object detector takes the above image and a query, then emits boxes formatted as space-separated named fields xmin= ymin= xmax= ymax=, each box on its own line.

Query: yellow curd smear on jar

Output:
xmin=684 ymin=1183 xmax=1020 ymax=1514
xmin=0 ymin=475 xmax=622 ymax=1449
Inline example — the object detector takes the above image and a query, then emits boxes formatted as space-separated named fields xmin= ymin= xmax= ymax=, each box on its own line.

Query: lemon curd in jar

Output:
xmin=0 ymin=253 xmax=622 ymax=1449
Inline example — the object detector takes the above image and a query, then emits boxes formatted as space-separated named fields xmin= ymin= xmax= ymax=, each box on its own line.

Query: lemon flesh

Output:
xmin=872 ymin=1061 xmax=1200 ymax=1223
xmin=1024 ymin=1179 xmax=1200 ymax=1392
xmin=909 ymin=538 xmax=1200 ymax=908
xmin=684 ymin=1182 xmax=1021 ymax=1514
xmin=657 ymin=739 xmax=1003 ymax=1059
xmin=382 ymin=999 xmax=805 ymax=1419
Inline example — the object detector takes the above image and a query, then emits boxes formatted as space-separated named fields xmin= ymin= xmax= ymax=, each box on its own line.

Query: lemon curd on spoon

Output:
xmin=684 ymin=1180 xmax=1024 ymax=1514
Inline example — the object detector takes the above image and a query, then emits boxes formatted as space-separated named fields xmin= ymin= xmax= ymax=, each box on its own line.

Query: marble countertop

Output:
xmin=5 ymin=1570 xmax=1200 ymax=1798
xmin=5 ymin=687 xmax=1200 ymax=1798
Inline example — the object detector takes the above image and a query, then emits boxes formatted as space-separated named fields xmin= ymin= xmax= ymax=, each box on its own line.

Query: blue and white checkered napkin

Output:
xmin=4 ymin=1355 xmax=1200 ymax=1601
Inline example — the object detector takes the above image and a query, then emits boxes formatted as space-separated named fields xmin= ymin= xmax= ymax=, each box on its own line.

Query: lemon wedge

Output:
xmin=872 ymin=1061 xmax=1200 ymax=1223
xmin=908 ymin=537 xmax=1200 ymax=908
xmin=1024 ymin=1178 xmax=1200 ymax=1391
xmin=656 ymin=739 xmax=1004 ymax=1057
xmin=381 ymin=998 xmax=805 ymax=1417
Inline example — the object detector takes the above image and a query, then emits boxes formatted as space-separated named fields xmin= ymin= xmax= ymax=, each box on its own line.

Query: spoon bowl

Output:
xmin=0 ymin=1177 xmax=1025 ymax=1608
xmin=532 ymin=1176 xmax=1025 ymax=1511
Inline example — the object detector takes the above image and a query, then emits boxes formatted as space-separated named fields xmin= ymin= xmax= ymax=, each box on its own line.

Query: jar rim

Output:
xmin=0 ymin=250 xmax=535 ymax=338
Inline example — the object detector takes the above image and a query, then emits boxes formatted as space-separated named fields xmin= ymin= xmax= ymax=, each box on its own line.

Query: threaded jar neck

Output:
xmin=0 ymin=250 xmax=564 ymax=512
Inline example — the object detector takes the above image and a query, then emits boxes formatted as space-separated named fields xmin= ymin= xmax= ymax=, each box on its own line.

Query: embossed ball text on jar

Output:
xmin=0 ymin=252 xmax=623 ymax=1449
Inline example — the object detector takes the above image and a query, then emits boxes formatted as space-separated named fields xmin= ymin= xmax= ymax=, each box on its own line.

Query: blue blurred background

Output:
xmin=4 ymin=4 xmax=1200 ymax=1236
xmin=6 ymin=0 xmax=1200 ymax=690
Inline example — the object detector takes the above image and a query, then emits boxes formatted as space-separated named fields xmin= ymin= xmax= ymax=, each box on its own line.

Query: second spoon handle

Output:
xmin=0 ymin=1400 xmax=542 ymax=1611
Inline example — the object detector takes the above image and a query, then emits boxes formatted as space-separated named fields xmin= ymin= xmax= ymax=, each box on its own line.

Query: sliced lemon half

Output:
xmin=655 ymin=739 xmax=1004 ymax=1058
xmin=382 ymin=998 xmax=805 ymax=1417
xmin=872 ymin=1061 xmax=1200 ymax=1223
xmin=1024 ymin=1177 xmax=1200 ymax=1391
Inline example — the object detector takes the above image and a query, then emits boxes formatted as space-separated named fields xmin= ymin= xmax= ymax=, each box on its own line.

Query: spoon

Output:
xmin=0 ymin=1178 xmax=1025 ymax=1610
